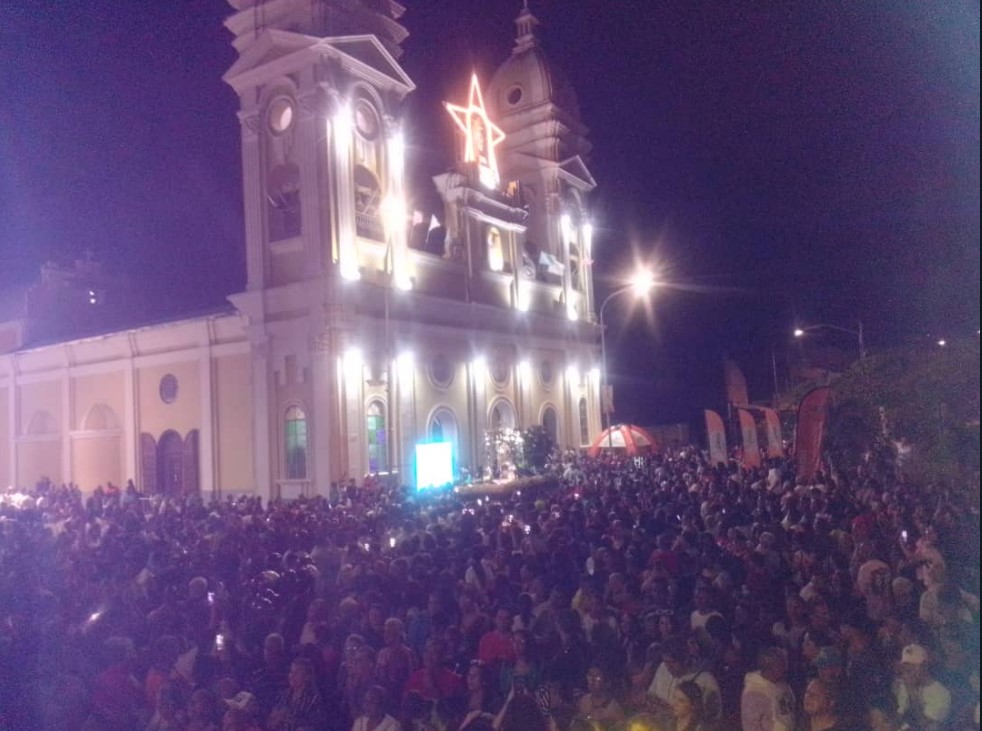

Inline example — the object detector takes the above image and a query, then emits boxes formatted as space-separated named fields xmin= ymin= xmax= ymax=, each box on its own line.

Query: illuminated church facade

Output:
xmin=0 ymin=0 xmax=602 ymax=499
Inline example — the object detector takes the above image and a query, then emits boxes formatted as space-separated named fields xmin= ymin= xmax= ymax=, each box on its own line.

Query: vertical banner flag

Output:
xmin=761 ymin=407 xmax=784 ymax=458
xmin=601 ymin=385 xmax=615 ymax=415
xmin=795 ymin=386 xmax=832 ymax=482
xmin=724 ymin=359 xmax=750 ymax=406
xmin=705 ymin=410 xmax=727 ymax=466
xmin=738 ymin=408 xmax=762 ymax=468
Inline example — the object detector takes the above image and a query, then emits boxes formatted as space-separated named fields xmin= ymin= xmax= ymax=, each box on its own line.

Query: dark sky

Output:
xmin=1 ymin=1 xmax=979 ymax=425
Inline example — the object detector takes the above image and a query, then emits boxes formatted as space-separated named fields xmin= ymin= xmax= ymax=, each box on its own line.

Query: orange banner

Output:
xmin=724 ymin=359 xmax=750 ymax=406
xmin=738 ymin=408 xmax=762 ymax=468
xmin=705 ymin=410 xmax=727 ymax=466
xmin=795 ymin=386 xmax=831 ymax=482
xmin=761 ymin=407 xmax=784 ymax=459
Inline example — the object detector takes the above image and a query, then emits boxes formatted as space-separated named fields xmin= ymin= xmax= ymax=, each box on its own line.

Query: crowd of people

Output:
xmin=0 ymin=447 xmax=979 ymax=731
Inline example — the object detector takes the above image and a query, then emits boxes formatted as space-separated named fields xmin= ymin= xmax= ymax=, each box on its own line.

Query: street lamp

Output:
xmin=793 ymin=321 xmax=866 ymax=360
xmin=599 ymin=269 xmax=658 ymax=448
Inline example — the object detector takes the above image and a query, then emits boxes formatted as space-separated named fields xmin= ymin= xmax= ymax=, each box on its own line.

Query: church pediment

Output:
xmin=323 ymin=35 xmax=415 ymax=94
xmin=558 ymin=155 xmax=597 ymax=190
xmin=223 ymin=29 xmax=319 ymax=86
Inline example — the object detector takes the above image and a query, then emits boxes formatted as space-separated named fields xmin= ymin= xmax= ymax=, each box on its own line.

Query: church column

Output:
xmin=560 ymin=214 xmax=574 ymax=320
xmin=310 ymin=329 xmax=338 ymax=494
xmin=239 ymin=112 xmax=266 ymax=291
xmin=6 ymin=360 xmax=18 ymax=486
xmin=332 ymin=108 xmax=359 ymax=280
xmin=199 ymin=341 xmax=216 ymax=496
xmin=582 ymin=221 xmax=596 ymax=321
xmin=250 ymin=332 xmax=272 ymax=499
xmin=298 ymin=92 xmax=327 ymax=276
xmin=123 ymin=358 xmax=136 ymax=482
xmin=61 ymin=361 xmax=71 ymax=484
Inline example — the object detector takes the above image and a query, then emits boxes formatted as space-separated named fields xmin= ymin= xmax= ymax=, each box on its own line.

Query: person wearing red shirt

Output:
xmin=478 ymin=607 xmax=516 ymax=666
xmin=404 ymin=638 xmax=464 ymax=703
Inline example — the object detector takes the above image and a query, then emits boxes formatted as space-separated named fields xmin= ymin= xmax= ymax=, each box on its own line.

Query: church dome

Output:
xmin=487 ymin=5 xmax=581 ymax=122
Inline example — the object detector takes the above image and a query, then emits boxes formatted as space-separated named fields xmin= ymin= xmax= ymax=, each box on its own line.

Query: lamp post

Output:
xmin=599 ymin=270 xmax=657 ymax=449
xmin=793 ymin=321 xmax=866 ymax=361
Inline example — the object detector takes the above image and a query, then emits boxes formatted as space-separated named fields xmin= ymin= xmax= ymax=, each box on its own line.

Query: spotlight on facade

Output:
xmin=471 ymin=357 xmax=487 ymax=380
xmin=343 ymin=348 xmax=363 ymax=383
xmin=567 ymin=302 xmax=578 ymax=321
xmin=589 ymin=367 xmax=601 ymax=384
xmin=518 ymin=360 xmax=531 ymax=382
xmin=387 ymin=131 xmax=405 ymax=176
xmin=397 ymin=351 xmax=414 ymax=382
xmin=793 ymin=328 xmax=805 ymax=338
xmin=938 ymin=339 xmax=947 ymax=347
xmin=566 ymin=364 xmax=580 ymax=386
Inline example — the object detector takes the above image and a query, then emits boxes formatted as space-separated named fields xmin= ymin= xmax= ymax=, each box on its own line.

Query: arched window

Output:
xmin=490 ymin=399 xmax=516 ymax=431
xmin=542 ymin=406 xmax=558 ymax=446
xmin=83 ymin=403 xmax=119 ymax=431
xmin=569 ymin=243 xmax=581 ymax=291
xmin=429 ymin=407 xmax=459 ymax=456
xmin=267 ymin=163 xmax=302 ymax=241
xmin=487 ymin=226 xmax=504 ymax=272
xmin=354 ymin=165 xmax=383 ymax=241
xmin=26 ymin=410 xmax=57 ymax=436
xmin=578 ymin=398 xmax=589 ymax=446
xmin=284 ymin=405 xmax=308 ymax=480
xmin=367 ymin=400 xmax=388 ymax=473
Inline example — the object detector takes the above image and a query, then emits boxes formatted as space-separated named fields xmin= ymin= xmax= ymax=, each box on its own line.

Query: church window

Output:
xmin=487 ymin=226 xmax=504 ymax=272
xmin=578 ymin=398 xmax=589 ymax=445
xmin=267 ymin=163 xmax=302 ymax=241
xmin=569 ymin=243 xmax=581 ymax=291
xmin=267 ymin=96 xmax=295 ymax=135
xmin=353 ymin=99 xmax=381 ymax=175
xmin=284 ymin=405 xmax=308 ymax=480
xmin=354 ymin=165 xmax=384 ymax=241
xmin=366 ymin=400 xmax=388 ymax=473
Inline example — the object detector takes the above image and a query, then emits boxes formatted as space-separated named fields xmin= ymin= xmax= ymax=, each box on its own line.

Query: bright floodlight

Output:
xmin=416 ymin=442 xmax=453 ymax=491
xmin=630 ymin=270 xmax=656 ymax=297
xmin=938 ymin=339 xmax=947 ymax=347
xmin=793 ymin=328 xmax=805 ymax=338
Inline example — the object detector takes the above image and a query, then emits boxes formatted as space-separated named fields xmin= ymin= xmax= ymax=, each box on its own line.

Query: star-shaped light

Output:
xmin=445 ymin=73 xmax=506 ymax=189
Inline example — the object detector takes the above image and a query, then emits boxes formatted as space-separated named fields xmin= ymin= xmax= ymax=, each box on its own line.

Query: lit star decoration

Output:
xmin=445 ymin=74 xmax=506 ymax=189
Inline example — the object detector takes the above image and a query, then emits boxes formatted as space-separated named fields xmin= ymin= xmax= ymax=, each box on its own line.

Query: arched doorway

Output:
xmin=158 ymin=430 xmax=185 ymax=496
xmin=366 ymin=400 xmax=388 ymax=473
xmin=429 ymin=407 xmax=459 ymax=464
xmin=489 ymin=399 xmax=516 ymax=431
xmin=542 ymin=405 xmax=559 ymax=446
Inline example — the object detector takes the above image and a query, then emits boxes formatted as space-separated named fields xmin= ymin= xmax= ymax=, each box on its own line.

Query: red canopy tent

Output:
xmin=587 ymin=424 xmax=661 ymax=457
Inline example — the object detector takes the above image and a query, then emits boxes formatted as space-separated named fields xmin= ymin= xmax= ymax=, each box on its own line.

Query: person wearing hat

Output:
xmin=893 ymin=644 xmax=951 ymax=731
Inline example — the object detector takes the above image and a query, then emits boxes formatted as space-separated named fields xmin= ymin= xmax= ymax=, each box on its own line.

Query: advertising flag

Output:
xmin=704 ymin=410 xmax=727 ymax=466
xmin=795 ymin=386 xmax=832 ymax=482
xmin=761 ymin=407 xmax=784 ymax=458
xmin=724 ymin=359 xmax=750 ymax=406
xmin=738 ymin=408 xmax=762 ymax=468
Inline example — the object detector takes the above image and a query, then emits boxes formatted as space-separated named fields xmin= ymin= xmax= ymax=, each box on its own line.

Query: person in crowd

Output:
xmin=404 ymin=638 xmax=464 ymax=703
xmin=741 ymin=646 xmax=796 ymax=731
xmin=576 ymin=665 xmax=625 ymax=727
xmin=268 ymin=658 xmax=328 ymax=731
xmin=801 ymin=678 xmax=853 ymax=731
xmin=479 ymin=606 xmax=517 ymax=666
xmin=892 ymin=644 xmax=952 ymax=731
xmin=669 ymin=679 xmax=713 ymax=731
xmin=377 ymin=618 xmax=417 ymax=702
xmin=351 ymin=685 xmax=401 ymax=731
xmin=649 ymin=637 xmax=722 ymax=725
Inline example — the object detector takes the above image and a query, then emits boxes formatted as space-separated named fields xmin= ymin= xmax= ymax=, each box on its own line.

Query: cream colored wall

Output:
xmin=137 ymin=361 xmax=200 ymax=438
xmin=0 ymin=387 xmax=9 ymax=483
xmin=412 ymin=353 xmax=473 ymax=472
xmin=72 ymin=435 xmax=122 ymax=490
xmin=19 ymin=379 xmax=61 ymax=435
xmin=215 ymin=354 xmax=254 ymax=490
xmin=17 ymin=440 xmax=60 ymax=486
xmin=73 ymin=370 xmax=125 ymax=431
xmin=525 ymin=349 xmax=566 ymax=444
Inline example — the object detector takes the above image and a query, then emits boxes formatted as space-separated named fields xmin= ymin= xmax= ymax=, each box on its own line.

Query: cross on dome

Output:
xmin=445 ymin=73 xmax=506 ymax=189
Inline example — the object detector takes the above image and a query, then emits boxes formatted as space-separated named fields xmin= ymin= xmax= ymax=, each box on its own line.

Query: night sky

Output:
xmin=1 ymin=1 xmax=978 ymax=425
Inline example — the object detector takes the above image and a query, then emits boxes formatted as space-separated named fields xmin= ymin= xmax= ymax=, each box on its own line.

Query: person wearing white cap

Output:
xmin=893 ymin=644 xmax=951 ymax=731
